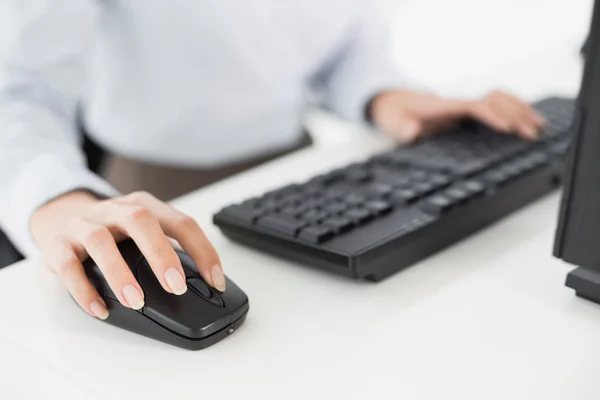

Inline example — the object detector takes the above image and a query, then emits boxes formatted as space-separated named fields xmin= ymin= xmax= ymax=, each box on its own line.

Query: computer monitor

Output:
xmin=553 ymin=0 xmax=600 ymax=303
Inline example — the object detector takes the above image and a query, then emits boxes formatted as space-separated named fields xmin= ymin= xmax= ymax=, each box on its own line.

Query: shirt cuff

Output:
xmin=332 ymin=70 xmax=428 ymax=128
xmin=4 ymin=155 xmax=119 ymax=257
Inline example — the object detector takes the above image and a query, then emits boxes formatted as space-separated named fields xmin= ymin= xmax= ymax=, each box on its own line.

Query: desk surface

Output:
xmin=0 ymin=1 xmax=595 ymax=396
xmin=2 ymin=135 xmax=600 ymax=400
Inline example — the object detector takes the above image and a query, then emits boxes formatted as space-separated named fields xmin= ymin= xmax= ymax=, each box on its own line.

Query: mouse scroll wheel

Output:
xmin=187 ymin=278 xmax=213 ymax=299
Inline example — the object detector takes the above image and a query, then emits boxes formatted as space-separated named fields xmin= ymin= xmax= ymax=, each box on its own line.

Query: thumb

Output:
xmin=390 ymin=115 xmax=424 ymax=144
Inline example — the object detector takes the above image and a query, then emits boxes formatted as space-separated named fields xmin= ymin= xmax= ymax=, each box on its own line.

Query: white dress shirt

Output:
xmin=0 ymin=0 xmax=416 ymax=256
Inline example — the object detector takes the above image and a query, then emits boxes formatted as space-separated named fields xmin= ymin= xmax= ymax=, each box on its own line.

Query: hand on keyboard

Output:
xmin=368 ymin=89 xmax=546 ymax=143
xmin=215 ymin=97 xmax=573 ymax=282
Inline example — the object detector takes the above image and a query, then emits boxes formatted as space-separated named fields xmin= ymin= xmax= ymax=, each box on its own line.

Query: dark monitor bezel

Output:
xmin=554 ymin=0 xmax=600 ymax=266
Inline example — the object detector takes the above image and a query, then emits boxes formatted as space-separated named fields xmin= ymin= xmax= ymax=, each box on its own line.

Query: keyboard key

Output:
xmin=461 ymin=180 xmax=486 ymax=196
xmin=345 ymin=168 xmax=372 ymax=183
xmin=499 ymin=141 xmax=529 ymax=158
xmin=375 ymin=171 xmax=412 ymax=188
xmin=429 ymin=174 xmax=452 ymax=189
xmin=548 ymin=141 xmax=570 ymax=156
xmin=308 ymin=172 xmax=342 ymax=186
xmin=413 ymin=182 xmax=437 ymax=197
xmin=261 ymin=198 xmax=283 ymax=212
xmin=409 ymin=170 xmax=428 ymax=181
xmin=380 ymin=151 xmax=414 ymax=166
xmin=511 ymin=156 xmax=537 ymax=172
xmin=322 ymin=217 xmax=354 ymax=233
xmin=365 ymin=200 xmax=393 ymax=216
xmin=499 ymin=164 xmax=524 ymax=179
xmin=279 ymin=193 xmax=305 ymax=207
xmin=366 ymin=183 xmax=393 ymax=198
xmin=344 ymin=208 xmax=374 ymax=225
xmin=257 ymin=215 xmax=307 ymax=236
xmin=304 ymin=196 xmax=327 ymax=209
xmin=298 ymin=226 xmax=334 ymax=244
xmin=271 ymin=184 xmax=301 ymax=199
xmin=279 ymin=206 xmax=303 ymax=218
xmin=421 ymin=195 xmax=453 ymax=215
xmin=445 ymin=187 xmax=470 ymax=204
xmin=324 ymin=187 xmax=350 ymax=200
xmin=390 ymin=189 xmax=420 ymax=205
xmin=302 ymin=209 xmax=329 ymax=223
xmin=221 ymin=205 xmax=266 ymax=224
xmin=304 ymin=184 xmax=324 ymax=196
xmin=343 ymin=194 xmax=366 ymax=207
xmin=484 ymin=170 xmax=511 ymax=186
xmin=411 ymin=215 xmax=436 ymax=229
xmin=324 ymin=202 xmax=348 ymax=215
xmin=390 ymin=176 xmax=412 ymax=188
xmin=528 ymin=152 xmax=550 ymax=167
xmin=453 ymin=160 xmax=490 ymax=177
xmin=240 ymin=198 xmax=262 ymax=209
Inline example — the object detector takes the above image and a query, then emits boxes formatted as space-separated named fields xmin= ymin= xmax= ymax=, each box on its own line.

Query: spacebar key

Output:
xmin=257 ymin=215 xmax=307 ymax=236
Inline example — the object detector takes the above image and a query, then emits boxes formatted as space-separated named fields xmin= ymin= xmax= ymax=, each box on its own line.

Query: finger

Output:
xmin=467 ymin=103 xmax=512 ymax=133
xmin=421 ymin=117 xmax=460 ymax=135
xmin=67 ymin=218 xmax=145 ymax=310
xmin=490 ymin=93 xmax=543 ymax=135
xmin=489 ymin=96 xmax=538 ymax=139
xmin=44 ymin=238 xmax=109 ymax=320
xmin=119 ymin=192 xmax=225 ymax=292
xmin=515 ymin=118 xmax=539 ymax=140
xmin=514 ymin=108 xmax=541 ymax=139
xmin=499 ymin=92 xmax=546 ymax=127
xmin=88 ymin=202 xmax=187 ymax=296
xmin=389 ymin=115 xmax=424 ymax=144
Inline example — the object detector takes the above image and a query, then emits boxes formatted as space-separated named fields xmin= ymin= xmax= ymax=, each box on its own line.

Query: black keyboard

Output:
xmin=213 ymin=97 xmax=575 ymax=281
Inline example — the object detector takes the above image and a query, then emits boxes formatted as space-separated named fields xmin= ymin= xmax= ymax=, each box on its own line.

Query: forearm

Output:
xmin=365 ymin=89 xmax=431 ymax=125
xmin=0 ymin=102 xmax=118 ymax=256
xmin=0 ymin=0 xmax=119 ymax=256
xmin=316 ymin=2 xmax=427 ymax=124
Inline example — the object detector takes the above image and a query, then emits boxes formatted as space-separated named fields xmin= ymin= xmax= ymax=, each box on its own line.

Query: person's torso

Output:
xmin=84 ymin=0 xmax=362 ymax=165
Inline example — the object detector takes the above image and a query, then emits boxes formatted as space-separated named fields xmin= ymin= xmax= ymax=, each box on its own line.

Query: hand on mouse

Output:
xmin=30 ymin=190 xmax=225 ymax=320
xmin=368 ymin=89 xmax=546 ymax=143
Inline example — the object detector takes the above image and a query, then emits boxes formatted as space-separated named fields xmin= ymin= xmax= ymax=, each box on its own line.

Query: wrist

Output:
xmin=366 ymin=90 xmax=409 ymax=131
xmin=365 ymin=94 xmax=384 ymax=124
xmin=367 ymin=90 xmax=420 ymax=123
xmin=30 ymin=190 xmax=101 ymax=246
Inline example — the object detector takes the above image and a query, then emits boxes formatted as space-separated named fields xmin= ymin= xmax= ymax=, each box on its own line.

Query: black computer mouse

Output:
xmin=81 ymin=239 xmax=249 ymax=350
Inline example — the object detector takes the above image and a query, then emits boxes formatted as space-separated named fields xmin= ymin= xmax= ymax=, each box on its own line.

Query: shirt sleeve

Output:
xmin=0 ymin=0 xmax=119 ymax=258
xmin=314 ymin=2 xmax=427 ymax=125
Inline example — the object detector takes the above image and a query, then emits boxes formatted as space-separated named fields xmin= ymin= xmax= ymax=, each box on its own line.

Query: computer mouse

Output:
xmin=81 ymin=239 xmax=249 ymax=350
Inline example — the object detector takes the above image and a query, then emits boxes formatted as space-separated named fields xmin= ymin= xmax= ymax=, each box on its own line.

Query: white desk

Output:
xmin=2 ymin=134 xmax=600 ymax=400
xmin=0 ymin=1 xmax=595 ymax=398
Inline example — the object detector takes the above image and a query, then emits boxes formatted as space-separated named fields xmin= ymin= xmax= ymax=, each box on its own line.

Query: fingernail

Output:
xmin=535 ymin=112 xmax=546 ymax=124
xmin=165 ymin=267 xmax=187 ymax=295
xmin=211 ymin=264 xmax=226 ymax=292
xmin=90 ymin=300 xmax=109 ymax=320
xmin=122 ymin=284 xmax=145 ymax=310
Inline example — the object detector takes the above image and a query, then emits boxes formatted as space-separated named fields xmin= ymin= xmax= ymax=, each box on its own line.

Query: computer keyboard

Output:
xmin=213 ymin=97 xmax=575 ymax=281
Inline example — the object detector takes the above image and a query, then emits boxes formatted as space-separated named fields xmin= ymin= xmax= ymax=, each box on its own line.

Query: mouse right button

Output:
xmin=138 ymin=262 xmax=228 ymax=339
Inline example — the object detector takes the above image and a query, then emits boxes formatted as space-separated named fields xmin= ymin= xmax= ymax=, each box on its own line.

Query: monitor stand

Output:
xmin=566 ymin=267 xmax=600 ymax=304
